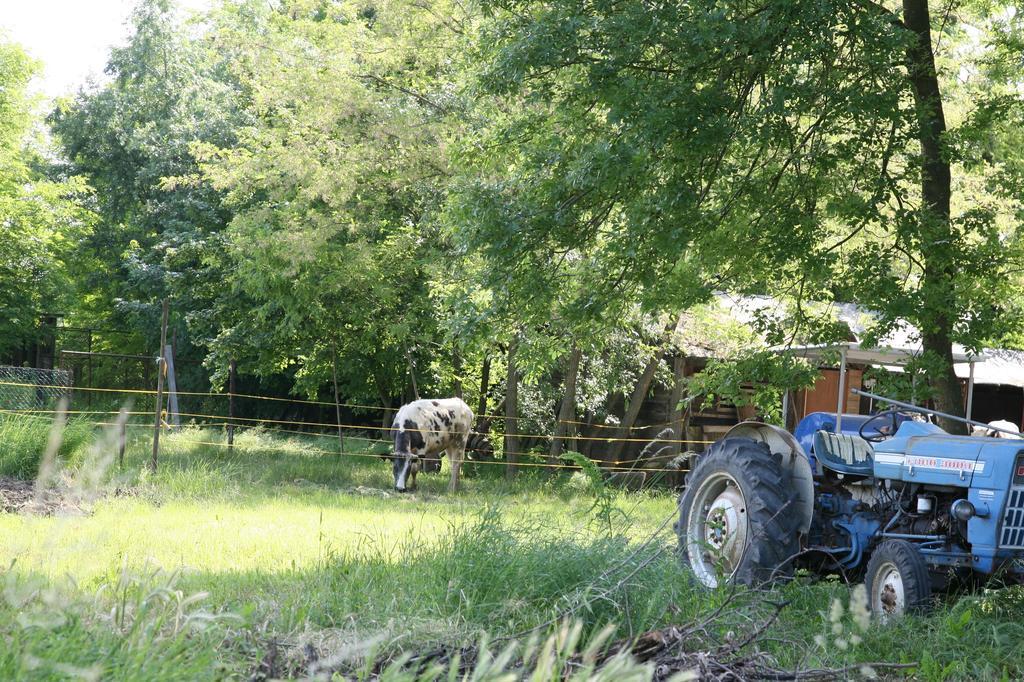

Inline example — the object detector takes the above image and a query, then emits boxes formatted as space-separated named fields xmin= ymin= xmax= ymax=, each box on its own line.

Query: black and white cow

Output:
xmin=387 ymin=397 xmax=474 ymax=493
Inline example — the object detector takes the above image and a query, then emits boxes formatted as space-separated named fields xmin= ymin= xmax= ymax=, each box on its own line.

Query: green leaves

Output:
xmin=457 ymin=0 xmax=909 ymax=319
xmin=687 ymin=351 xmax=819 ymax=425
xmin=185 ymin=0 xmax=483 ymax=401
xmin=23 ymin=0 xmax=1024 ymax=425
xmin=451 ymin=0 xmax=1024 ymax=412
xmin=0 ymin=40 xmax=94 ymax=357
xmin=49 ymin=0 xmax=243 ymax=359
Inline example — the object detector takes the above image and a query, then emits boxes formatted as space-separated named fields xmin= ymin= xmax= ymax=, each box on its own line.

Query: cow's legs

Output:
xmin=447 ymin=440 xmax=466 ymax=493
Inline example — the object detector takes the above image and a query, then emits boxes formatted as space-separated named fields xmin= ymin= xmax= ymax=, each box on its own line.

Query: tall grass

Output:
xmin=0 ymin=414 xmax=92 ymax=478
xmin=279 ymin=507 xmax=690 ymax=646
xmin=0 ymin=567 xmax=235 ymax=681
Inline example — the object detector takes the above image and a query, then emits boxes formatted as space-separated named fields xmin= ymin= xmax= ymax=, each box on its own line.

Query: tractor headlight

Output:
xmin=951 ymin=499 xmax=976 ymax=522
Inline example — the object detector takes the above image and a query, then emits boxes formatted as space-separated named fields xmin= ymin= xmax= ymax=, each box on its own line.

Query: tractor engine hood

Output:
xmin=873 ymin=421 xmax=985 ymax=486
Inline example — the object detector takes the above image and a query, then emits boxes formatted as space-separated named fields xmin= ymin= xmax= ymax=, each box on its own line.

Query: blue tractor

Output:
xmin=676 ymin=390 xmax=1024 ymax=617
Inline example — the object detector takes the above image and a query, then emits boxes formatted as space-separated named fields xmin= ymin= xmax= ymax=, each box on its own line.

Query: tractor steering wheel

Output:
xmin=858 ymin=408 xmax=915 ymax=443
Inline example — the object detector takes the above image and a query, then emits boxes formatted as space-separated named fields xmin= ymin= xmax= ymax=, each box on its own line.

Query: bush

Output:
xmin=0 ymin=415 xmax=93 ymax=479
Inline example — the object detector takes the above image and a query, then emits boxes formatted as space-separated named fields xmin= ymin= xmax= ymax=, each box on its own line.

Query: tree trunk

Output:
xmin=504 ymin=340 xmax=520 ymax=478
xmin=404 ymin=344 xmax=420 ymax=400
xmin=581 ymin=409 xmax=596 ymax=459
xmin=453 ymin=349 xmax=464 ymax=400
xmin=381 ymin=407 xmax=393 ymax=443
xmin=549 ymin=344 xmax=582 ymax=464
xmin=604 ymin=353 xmax=663 ymax=465
xmin=476 ymin=354 xmax=491 ymax=431
xmin=375 ymin=377 xmax=394 ymax=441
xmin=903 ymin=0 xmax=965 ymax=433
xmin=668 ymin=355 xmax=688 ymax=458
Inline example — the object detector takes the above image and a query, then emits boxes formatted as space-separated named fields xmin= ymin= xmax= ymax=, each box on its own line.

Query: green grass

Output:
xmin=0 ymin=414 xmax=93 ymax=478
xmin=1 ymin=416 xmax=1022 ymax=680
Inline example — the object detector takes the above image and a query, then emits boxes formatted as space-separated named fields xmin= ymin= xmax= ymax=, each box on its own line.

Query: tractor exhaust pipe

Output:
xmin=851 ymin=388 xmax=1021 ymax=438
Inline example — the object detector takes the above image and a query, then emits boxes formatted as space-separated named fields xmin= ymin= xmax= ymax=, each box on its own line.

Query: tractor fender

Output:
xmin=723 ymin=422 xmax=815 ymax=534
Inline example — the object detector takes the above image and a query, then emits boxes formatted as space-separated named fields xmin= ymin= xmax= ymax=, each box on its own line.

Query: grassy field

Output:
xmin=1 ymin=415 xmax=1023 ymax=680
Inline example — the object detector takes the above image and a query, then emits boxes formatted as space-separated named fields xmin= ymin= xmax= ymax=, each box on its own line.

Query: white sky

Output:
xmin=0 ymin=0 xmax=211 ymax=100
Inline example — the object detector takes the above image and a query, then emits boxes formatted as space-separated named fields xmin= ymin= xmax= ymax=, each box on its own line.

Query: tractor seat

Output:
xmin=812 ymin=430 xmax=874 ymax=477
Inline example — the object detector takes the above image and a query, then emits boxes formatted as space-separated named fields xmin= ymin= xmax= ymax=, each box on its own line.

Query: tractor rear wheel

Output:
xmin=676 ymin=437 xmax=801 ymax=587
xmin=865 ymin=540 xmax=932 ymax=619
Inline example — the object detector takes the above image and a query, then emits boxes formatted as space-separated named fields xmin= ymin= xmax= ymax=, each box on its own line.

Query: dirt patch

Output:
xmin=0 ymin=477 xmax=84 ymax=515
xmin=344 ymin=485 xmax=395 ymax=499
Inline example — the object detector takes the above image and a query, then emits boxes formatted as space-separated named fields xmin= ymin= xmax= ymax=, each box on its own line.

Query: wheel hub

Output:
xmin=686 ymin=473 xmax=748 ymax=587
xmin=704 ymin=490 xmax=744 ymax=551
xmin=874 ymin=563 xmax=905 ymax=617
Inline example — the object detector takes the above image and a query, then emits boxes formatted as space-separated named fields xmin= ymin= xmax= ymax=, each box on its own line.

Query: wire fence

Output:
xmin=0 ymin=366 xmax=72 ymax=411
xmin=0 ymin=378 xmax=711 ymax=477
xmin=0 ymin=380 xmax=710 ymax=436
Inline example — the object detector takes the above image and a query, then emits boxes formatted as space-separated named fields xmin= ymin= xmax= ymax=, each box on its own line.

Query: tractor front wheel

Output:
xmin=676 ymin=437 xmax=801 ymax=587
xmin=865 ymin=540 xmax=932 ymax=619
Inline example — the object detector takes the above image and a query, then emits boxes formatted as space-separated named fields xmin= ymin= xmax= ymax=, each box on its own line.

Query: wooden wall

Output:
xmin=794 ymin=367 xmax=863 ymax=421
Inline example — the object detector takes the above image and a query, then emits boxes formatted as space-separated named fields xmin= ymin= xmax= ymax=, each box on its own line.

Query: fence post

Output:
xmin=164 ymin=343 xmax=180 ymax=428
xmin=504 ymin=340 xmax=520 ymax=479
xmin=228 ymin=358 xmax=236 ymax=449
xmin=150 ymin=300 xmax=169 ymax=472
xmin=118 ymin=407 xmax=127 ymax=468
xmin=331 ymin=341 xmax=344 ymax=455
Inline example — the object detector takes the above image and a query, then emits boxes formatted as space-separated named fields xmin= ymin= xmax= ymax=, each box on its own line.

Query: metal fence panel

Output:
xmin=0 ymin=365 xmax=72 ymax=410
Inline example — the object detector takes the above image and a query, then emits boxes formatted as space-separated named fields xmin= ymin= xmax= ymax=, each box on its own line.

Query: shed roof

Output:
xmin=708 ymin=294 xmax=1024 ymax=388
xmin=778 ymin=342 xmax=985 ymax=367
xmin=955 ymin=348 xmax=1024 ymax=388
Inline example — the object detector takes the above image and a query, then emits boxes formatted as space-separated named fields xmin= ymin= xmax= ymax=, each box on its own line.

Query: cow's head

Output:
xmin=387 ymin=419 xmax=426 ymax=492
xmin=383 ymin=450 xmax=419 ymax=492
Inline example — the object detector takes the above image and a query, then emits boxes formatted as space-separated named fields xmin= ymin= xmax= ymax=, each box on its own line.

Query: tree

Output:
xmin=454 ymin=0 xmax=1024 ymax=431
xmin=49 ymin=0 xmax=242 ymax=374
xmin=194 ymin=0 xmax=479 ymax=405
xmin=0 ymin=39 xmax=92 ymax=360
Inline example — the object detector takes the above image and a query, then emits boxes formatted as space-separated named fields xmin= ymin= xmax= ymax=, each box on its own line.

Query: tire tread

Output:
xmin=865 ymin=539 xmax=932 ymax=616
xmin=676 ymin=437 xmax=802 ymax=586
